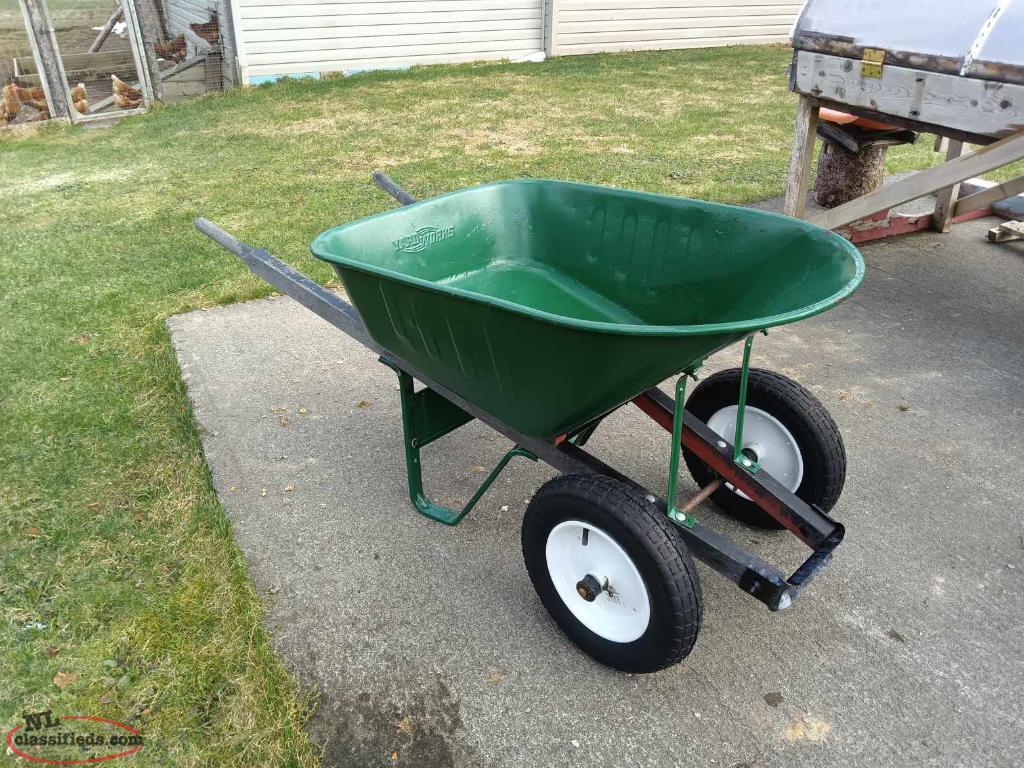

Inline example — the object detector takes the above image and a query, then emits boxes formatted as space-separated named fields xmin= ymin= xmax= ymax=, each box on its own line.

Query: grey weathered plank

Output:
xmin=954 ymin=174 xmax=1024 ymax=218
xmin=783 ymin=95 xmax=819 ymax=218
xmin=813 ymin=130 xmax=1024 ymax=231
xmin=792 ymin=50 xmax=1024 ymax=139
xmin=932 ymin=140 xmax=964 ymax=233
xmin=18 ymin=0 xmax=70 ymax=119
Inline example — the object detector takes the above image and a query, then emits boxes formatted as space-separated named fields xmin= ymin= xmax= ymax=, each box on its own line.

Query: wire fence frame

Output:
xmin=15 ymin=0 xmax=155 ymax=126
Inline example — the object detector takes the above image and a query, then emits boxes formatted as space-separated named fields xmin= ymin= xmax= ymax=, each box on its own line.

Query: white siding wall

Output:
xmin=233 ymin=0 xmax=546 ymax=83
xmin=165 ymin=0 xmax=219 ymax=35
xmin=551 ymin=0 xmax=803 ymax=56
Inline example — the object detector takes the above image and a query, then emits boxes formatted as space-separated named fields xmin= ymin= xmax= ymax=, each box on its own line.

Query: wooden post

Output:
xmin=123 ymin=0 xmax=162 ymax=103
xmin=932 ymin=139 xmax=964 ymax=232
xmin=18 ymin=0 xmax=71 ymax=119
xmin=783 ymin=95 xmax=819 ymax=218
xmin=87 ymin=2 xmax=124 ymax=54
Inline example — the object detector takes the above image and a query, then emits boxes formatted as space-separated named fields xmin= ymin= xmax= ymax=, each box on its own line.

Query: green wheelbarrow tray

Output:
xmin=311 ymin=179 xmax=864 ymax=440
xmin=195 ymin=172 xmax=861 ymax=670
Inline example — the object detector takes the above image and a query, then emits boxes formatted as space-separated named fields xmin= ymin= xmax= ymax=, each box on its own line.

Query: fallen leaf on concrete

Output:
xmin=486 ymin=671 xmax=505 ymax=685
xmin=357 ymin=400 xmax=372 ymax=409
xmin=390 ymin=752 xmax=398 ymax=761
xmin=783 ymin=716 xmax=831 ymax=742
xmin=763 ymin=692 xmax=784 ymax=707
xmin=285 ymin=484 xmax=295 ymax=492
xmin=53 ymin=670 xmax=80 ymax=690
xmin=279 ymin=416 xmax=289 ymax=427
xmin=261 ymin=489 xmax=268 ymax=497
xmin=396 ymin=716 xmax=414 ymax=736
xmin=471 ymin=466 xmax=487 ymax=473
xmin=898 ymin=403 xmax=910 ymax=412
xmin=299 ymin=407 xmax=308 ymax=415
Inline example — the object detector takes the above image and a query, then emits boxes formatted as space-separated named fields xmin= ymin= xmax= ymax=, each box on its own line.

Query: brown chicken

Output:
xmin=111 ymin=75 xmax=142 ymax=110
xmin=9 ymin=85 xmax=48 ymax=121
xmin=15 ymin=84 xmax=45 ymax=102
xmin=2 ymin=83 xmax=20 ymax=123
xmin=154 ymin=34 xmax=186 ymax=62
xmin=70 ymin=82 xmax=88 ymax=114
xmin=190 ymin=19 xmax=219 ymax=45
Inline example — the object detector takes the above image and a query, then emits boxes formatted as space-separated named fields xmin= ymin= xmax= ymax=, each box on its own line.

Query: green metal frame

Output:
xmin=733 ymin=335 xmax=761 ymax=473
xmin=383 ymin=331 xmax=764 ymax=529
xmin=666 ymin=333 xmax=762 ymax=527
xmin=383 ymin=359 xmax=537 ymax=525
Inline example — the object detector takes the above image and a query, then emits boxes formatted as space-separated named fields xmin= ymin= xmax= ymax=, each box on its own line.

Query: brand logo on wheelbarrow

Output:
xmin=393 ymin=225 xmax=455 ymax=253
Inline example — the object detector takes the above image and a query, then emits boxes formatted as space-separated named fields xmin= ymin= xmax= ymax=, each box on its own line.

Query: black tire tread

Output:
xmin=522 ymin=473 xmax=702 ymax=673
xmin=682 ymin=368 xmax=846 ymax=528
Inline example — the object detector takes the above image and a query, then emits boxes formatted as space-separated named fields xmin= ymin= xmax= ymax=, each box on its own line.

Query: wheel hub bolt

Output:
xmin=575 ymin=574 xmax=603 ymax=602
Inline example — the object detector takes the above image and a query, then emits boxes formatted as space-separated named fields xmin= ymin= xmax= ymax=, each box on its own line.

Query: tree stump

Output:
xmin=814 ymin=143 xmax=887 ymax=208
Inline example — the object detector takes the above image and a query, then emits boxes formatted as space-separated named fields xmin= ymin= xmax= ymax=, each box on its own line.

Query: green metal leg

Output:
xmin=665 ymin=333 xmax=765 ymax=527
xmin=733 ymin=334 xmax=761 ymax=473
xmin=666 ymin=375 xmax=696 ymax=528
xmin=389 ymin=364 xmax=537 ymax=525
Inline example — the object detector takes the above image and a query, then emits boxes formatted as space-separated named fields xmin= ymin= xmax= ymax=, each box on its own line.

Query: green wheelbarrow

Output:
xmin=197 ymin=173 xmax=863 ymax=673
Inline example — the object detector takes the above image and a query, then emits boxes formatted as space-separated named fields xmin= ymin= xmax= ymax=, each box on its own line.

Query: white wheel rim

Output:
xmin=545 ymin=521 xmax=651 ymax=643
xmin=706 ymin=405 xmax=804 ymax=499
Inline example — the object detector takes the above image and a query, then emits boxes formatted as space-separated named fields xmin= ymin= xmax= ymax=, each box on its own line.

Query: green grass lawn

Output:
xmin=0 ymin=45 xmax=948 ymax=766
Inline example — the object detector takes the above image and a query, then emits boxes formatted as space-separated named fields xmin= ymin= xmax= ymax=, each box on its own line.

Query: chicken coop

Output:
xmin=2 ymin=0 xmax=236 ymax=128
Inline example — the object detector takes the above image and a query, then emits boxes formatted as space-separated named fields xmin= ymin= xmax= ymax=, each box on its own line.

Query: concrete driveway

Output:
xmin=169 ymin=216 xmax=1024 ymax=768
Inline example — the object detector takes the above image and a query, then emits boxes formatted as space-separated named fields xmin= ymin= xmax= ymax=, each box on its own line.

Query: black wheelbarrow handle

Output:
xmin=372 ymin=170 xmax=418 ymax=206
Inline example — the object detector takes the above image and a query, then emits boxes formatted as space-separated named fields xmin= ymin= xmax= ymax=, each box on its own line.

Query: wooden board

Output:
xmin=988 ymin=220 xmax=1024 ymax=243
xmin=791 ymin=50 xmax=1024 ymax=140
xmin=14 ymin=50 xmax=136 ymax=79
xmin=811 ymin=129 xmax=1024 ymax=231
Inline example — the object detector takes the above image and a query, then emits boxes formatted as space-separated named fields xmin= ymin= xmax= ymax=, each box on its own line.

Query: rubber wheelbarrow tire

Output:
xmin=682 ymin=368 xmax=846 ymax=529
xmin=522 ymin=474 xmax=702 ymax=673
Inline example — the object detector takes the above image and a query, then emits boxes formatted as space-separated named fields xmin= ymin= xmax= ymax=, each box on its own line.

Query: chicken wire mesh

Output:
xmin=2 ymin=0 xmax=231 ymax=130
xmin=48 ymin=0 xmax=147 ymax=118
xmin=152 ymin=0 xmax=230 ymax=105
xmin=0 ymin=0 xmax=47 ymax=126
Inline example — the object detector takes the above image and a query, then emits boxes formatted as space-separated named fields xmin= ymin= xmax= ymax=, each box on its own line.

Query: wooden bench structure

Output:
xmin=783 ymin=0 xmax=1024 ymax=244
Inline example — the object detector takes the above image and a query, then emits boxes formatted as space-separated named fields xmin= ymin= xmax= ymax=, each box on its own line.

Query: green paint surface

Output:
xmin=314 ymin=180 xmax=863 ymax=437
